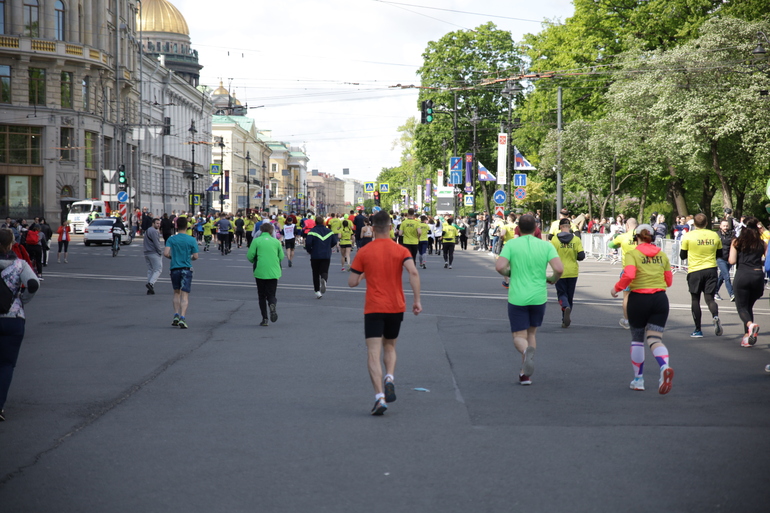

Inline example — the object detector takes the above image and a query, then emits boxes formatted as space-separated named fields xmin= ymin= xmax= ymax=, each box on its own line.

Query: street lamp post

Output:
xmin=501 ymin=81 xmax=523 ymax=212
xmin=188 ymin=120 xmax=198 ymax=215
xmin=218 ymin=138 xmax=225 ymax=213
xmin=262 ymin=161 xmax=267 ymax=212
xmin=245 ymin=151 xmax=250 ymax=214
xmin=469 ymin=107 xmax=480 ymax=214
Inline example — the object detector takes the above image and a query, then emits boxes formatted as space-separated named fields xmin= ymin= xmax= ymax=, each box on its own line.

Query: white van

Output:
xmin=67 ymin=200 xmax=110 ymax=233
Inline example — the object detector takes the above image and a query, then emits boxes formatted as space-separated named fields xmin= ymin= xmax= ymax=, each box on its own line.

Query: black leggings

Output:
xmin=310 ymin=259 xmax=330 ymax=292
xmin=733 ymin=270 xmax=764 ymax=333
xmin=442 ymin=242 xmax=455 ymax=265
xmin=255 ymin=278 xmax=277 ymax=320
xmin=690 ymin=293 xmax=718 ymax=331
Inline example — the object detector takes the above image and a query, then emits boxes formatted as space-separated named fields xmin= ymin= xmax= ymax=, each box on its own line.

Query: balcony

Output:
xmin=0 ymin=36 xmax=112 ymax=69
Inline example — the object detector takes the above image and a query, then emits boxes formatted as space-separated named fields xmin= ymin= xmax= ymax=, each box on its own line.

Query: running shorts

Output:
xmin=507 ymin=302 xmax=546 ymax=333
xmin=686 ymin=268 xmax=718 ymax=295
xmin=364 ymin=312 xmax=404 ymax=339
xmin=627 ymin=290 xmax=668 ymax=330
xmin=284 ymin=238 xmax=296 ymax=250
xmin=170 ymin=268 xmax=193 ymax=293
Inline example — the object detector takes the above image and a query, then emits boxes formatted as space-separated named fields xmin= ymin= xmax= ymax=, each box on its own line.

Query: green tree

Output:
xmin=415 ymin=22 xmax=524 ymax=213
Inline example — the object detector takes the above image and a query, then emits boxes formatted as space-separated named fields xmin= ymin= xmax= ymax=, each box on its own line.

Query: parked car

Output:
xmin=83 ymin=218 xmax=132 ymax=246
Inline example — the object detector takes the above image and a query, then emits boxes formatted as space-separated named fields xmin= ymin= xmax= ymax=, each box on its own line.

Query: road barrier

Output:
xmin=580 ymin=233 xmax=688 ymax=273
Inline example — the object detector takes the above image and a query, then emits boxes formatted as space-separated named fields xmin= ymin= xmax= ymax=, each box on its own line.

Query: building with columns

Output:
xmin=0 ymin=0 xmax=141 ymax=224
xmin=0 ymin=0 xmax=215 ymax=223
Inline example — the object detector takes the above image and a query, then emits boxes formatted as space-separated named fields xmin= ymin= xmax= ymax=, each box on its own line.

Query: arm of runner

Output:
xmin=404 ymin=258 xmax=421 ymax=315
xmin=728 ymin=240 xmax=737 ymax=265
xmin=613 ymin=265 xmax=636 ymax=295
xmin=546 ymin=257 xmax=564 ymax=284
xmin=494 ymin=255 xmax=510 ymax=277
xmin=348 ymin=269 xmax=364 ymax=287
xmin=163 ymin=246 xmax=171 ymax=259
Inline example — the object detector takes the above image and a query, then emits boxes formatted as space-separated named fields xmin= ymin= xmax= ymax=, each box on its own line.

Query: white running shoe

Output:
xmin=315 ymin=291 xmax=323 ymax=299
xmin=748 ymin=323 xmax=760 ymax=346
xmin=320 ymin=278 xmax=327 ymax=294
xmin=630 ymin=377 xmax=645 ymax=391
xmin=522 ymin=347 xmax=535 ymax=377
xmin=658 ymin=366 xmax=674 ymax=395
xmin=619 ymin=318 xmax=630 ymax=329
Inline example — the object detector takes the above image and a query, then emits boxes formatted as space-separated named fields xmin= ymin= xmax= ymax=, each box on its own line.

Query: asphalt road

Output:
xmin=0 ymin=235 xmax=768 ymax=513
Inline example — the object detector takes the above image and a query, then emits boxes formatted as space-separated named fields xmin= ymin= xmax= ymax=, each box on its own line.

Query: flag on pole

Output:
xmin=514 ymin=147 xmax=536 ymax=170
xmin=477 ymin=162 xmax=497 ymax=181
xmin=206 ymin=179 xmax=220 ymax=192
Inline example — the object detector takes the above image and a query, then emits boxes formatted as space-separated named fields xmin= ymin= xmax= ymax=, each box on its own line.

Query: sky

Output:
xmin=171 ymin=0 xmax=576 ymax=183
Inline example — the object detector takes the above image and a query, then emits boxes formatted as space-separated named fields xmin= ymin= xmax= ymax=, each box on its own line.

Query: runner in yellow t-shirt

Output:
xmin=608 ymin=218 xmax=639 ymax=328
xmin=442 ymin=217 xmax=459 ymax=269
xmin=398 ymin=208 xmax=421 ymax=263
xmin=680 ymin=213 xmax=723 ymax=338
xmin=418 ymin=215 xmax=430 ymax=269
xmin=551 ymin=218 xmax=585 ymax=328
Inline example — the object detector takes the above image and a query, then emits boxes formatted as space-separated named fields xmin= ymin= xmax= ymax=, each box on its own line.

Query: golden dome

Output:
xmin=212 ymin=81 xmax=228 ymax=96
xmin=138 ymin=0 xmax=189 ymax=36
xmin=233 ymin=92 xmax=242 ymax=106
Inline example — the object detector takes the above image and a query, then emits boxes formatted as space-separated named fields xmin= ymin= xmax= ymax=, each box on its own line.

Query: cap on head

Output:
xmin=635 ymin=223 xmax=654 ymax=235
xmin=559 ymin=218 xmax=571 ymax=227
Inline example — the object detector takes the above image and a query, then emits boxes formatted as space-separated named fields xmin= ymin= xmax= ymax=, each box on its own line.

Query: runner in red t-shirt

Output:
xmin=349 ymin=210 xmax=422 ymax=416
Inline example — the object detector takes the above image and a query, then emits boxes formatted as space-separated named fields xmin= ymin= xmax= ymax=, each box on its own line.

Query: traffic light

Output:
xmin=373 ymin=191 xmax=380 ymax=206
xmin=118 ymin=164 xmax=126 ymax=189
xmin=421 ymin=100 xmax=434 ymax=124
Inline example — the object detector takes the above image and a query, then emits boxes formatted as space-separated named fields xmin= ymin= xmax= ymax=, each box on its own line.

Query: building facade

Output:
xmin=0 ymin=0 xmax=141 ymax=225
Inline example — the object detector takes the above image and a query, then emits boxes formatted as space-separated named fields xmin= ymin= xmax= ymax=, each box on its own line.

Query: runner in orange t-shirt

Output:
xmin=349 ymin=210 xmax=422 ymax=416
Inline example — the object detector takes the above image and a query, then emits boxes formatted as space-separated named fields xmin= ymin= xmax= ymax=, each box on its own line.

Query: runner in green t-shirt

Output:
xmin=495 ymin=214 xmax=563 ymax=386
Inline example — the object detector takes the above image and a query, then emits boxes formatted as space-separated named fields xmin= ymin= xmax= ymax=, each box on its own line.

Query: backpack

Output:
xmin=25 ymin=230 xmax=39 ymax=245
xmin=0 ymin=260 xmax=22 ymax=314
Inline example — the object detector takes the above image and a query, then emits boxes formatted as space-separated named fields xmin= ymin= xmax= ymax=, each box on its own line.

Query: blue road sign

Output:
xmin=364 ymin=182 xmax=376 ymax=193
xmin=493 ymin=190 xmax=507 ymax=205
xmin=373 ymin=206 xmax=382 ymax=212
xmin=464 ymin=195 xmax=474 ymax=207
xmin=117 ymin=190 xmax=129 ymax=203
xmin=449 ymin=170 xmax=462 ymax=185
xmin=514 ymin=173 xmax=527 ymax=187
xmin=379 ymin=183 xmax=390 ymax=193
xmin=514 ymin=187 xmax=527 ymax=200
xmin=450 ymin=156 xmax=462 ymax=171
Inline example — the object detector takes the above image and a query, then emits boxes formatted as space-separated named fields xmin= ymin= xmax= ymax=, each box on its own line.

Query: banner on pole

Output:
xmin=497 ymin=134 xmax=507 ymax=185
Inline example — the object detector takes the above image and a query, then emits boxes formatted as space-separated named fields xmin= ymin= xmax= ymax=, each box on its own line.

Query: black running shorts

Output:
xmin=686 ymin=268 xmax=718 ymax=295
xmin=364 ymin=312 xmax=404 ymax=339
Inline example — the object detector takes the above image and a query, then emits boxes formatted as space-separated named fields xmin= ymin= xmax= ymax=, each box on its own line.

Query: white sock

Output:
xmin=375 ymin=393 xmax=385 ymax=401
xmin=385 ymin=374 xmax=394 ymax=383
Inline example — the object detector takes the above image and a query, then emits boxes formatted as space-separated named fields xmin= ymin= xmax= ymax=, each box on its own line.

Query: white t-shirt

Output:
xmin=284 ymin=223 xmax=295 ymax=240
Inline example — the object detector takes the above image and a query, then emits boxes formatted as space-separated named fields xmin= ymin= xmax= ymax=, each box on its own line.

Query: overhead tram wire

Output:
xmin=371 ymin=0 xmax=546 ymax=23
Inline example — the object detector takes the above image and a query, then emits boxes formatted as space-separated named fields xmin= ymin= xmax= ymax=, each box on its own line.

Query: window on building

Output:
xmin=54 ymin=0 xmax=65 ymax=40
xmin=82 ymin=76 xmax=89 ymax=111
xmin=103 ymin=136 xmax=112 ymax=170
xmin=61 ymin=71 xmax=73 ymax=109
xmin=271 ymin=163 xmax=277 ymax=173
xmin=0 ymin=0 xmax=6 ymax=35
xmin=271 ymin=182 xmax=278 ymax=197
xmin=0 ymin=65 xmax=10 ymax=104
xmin=173 ymin=43 xmax=177 ymax=53
xmin=85 ymin=178 xmax=94 ymax=198
xmin=60 ymin=127 xmax=73 ymax=161
xmin=28 ymin=68 xmax=45 ymax=106
xmin=23 ymin=0 xmax=39 ymax=37
xmin=0 ymin=125 xmax=42 ymax=165
xmin=85 ymin=131 xmax=96 ymax=169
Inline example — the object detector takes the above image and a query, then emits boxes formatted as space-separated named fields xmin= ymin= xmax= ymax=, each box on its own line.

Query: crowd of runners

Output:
xmin=145 ymin=206 xmax=770 ymax=416
xmin=2 ymin=205 xmax=767 ymax=422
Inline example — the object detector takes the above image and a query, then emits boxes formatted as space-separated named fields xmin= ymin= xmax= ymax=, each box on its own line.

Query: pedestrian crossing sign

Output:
xmin=380 ymin=183 xmax=390 ymax=193
xmin=189 ymin=194 xmax=201 ymax=206
xmin=464 ymin=195 xmax=474 ymax=207
xmin=210 ymin=164 xmax=221 ymax=175
xmin=364 ymin=182 xmax=376 ymax=193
